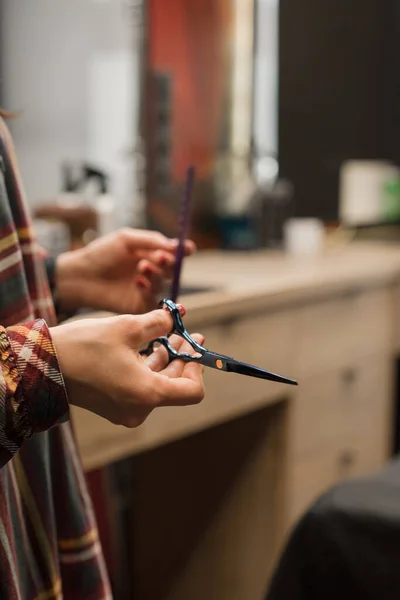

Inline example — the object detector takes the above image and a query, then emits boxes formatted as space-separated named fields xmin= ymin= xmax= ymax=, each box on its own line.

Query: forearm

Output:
xmin=0 ymin=319 xmax=69 ymax=467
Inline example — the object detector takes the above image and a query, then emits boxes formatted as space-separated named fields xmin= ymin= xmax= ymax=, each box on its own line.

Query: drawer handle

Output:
xmin=219 ymin=317 xmax=240 ymax=333
xmin=341 ymin=368 xmax=358 ymax=386
xmin=341 ymin=288 xmax=360 ymax=301
xmin=338 ymin=449 xmax=356 ymax=471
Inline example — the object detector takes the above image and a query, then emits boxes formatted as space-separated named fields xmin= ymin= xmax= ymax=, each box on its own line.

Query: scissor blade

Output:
xmin=226 ymin=361 xmax=298 ymax=386
xmin=200 ymin=351 xmax=297 ymax=386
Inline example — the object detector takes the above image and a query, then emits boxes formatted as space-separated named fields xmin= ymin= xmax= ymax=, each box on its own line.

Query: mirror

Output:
xmin=144 ymin=0 xmax=278 ymax=246
xmin=0 ymin=0 xmax=278 ymax=242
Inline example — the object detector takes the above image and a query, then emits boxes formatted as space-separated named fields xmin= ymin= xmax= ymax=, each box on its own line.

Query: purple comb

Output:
xmin=170 ymin=165 xmax=196 ymax=303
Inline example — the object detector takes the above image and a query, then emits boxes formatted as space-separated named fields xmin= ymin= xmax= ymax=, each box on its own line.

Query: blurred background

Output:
xmin=2 ymin=0 xmax=400 ymax=251
xmin=2 ymin=1 xmax=400 ymax=598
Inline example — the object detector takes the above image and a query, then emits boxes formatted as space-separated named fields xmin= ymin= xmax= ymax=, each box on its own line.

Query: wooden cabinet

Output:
xmin=294 ymin=288 xmax=393 ymax=377
xmin=285 ymin=286 xmax=395 ymax=529
xmin=283 ymin=286 xmax=395 ymax=526
xmin=286 ymin=353 xmax=395 ymax=527
xmin=71 ymin=246 xmax=400 ymax=600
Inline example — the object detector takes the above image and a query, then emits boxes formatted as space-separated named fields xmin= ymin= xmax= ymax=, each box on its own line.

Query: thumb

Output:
xmin=136 ymin=304 xmax=185 ymax=343
xmin=122 ymin=229 xmax=177 ymax=252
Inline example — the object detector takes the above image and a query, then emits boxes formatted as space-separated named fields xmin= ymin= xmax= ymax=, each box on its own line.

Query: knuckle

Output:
xmin=154 ymin=309 xmax=171 ymax=332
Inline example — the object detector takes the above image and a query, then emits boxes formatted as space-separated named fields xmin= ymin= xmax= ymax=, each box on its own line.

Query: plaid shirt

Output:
xmin=0 ymin=118 xmax=112 ymax=599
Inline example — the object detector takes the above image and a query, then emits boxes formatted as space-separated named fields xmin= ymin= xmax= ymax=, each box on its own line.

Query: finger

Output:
xmin=135 ymin=275 xmax=153 ymax=293
xmin=159 ymin=239 xmax=196 ymax=258
xmin=135 ymin=273 xmax=165 ymax=295
xmin=121 ymin=228 xmax=178 ymax=252
xmin=145 ymin=333 xmax=204 ymax=373
xmin=181 ymin=360 xmax=205 ymax=385
xmin=134 ymin=253 xmax=174 ymax=285
xmin=140 ymin=250 xmax=174 ymax=268
xmin=154 ymin=370 xmax=205 ymax=407
xmin=136 ymin=260 xmax=169 ymax=293
xmin=183 ymin=239 xmax=197 ymax=256
xmin=165 ymin=358 xmax=204 ymax=382
xmin=144 ymin=334 xmax=185 ymax=372
xmin=161 ymin=334 xmax=205 ymax=379
xmin=135 ymin=275 xmax=164 ymax=295
xmin=137 ymin=259 xmax=166 ymax=280
xmin=137 ymin=239 xmax=196 ymax=265
xmin=136 ymin=305 xmax=186 ymax=343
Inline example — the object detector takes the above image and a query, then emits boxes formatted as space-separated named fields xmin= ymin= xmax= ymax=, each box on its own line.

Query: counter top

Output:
xmin=72 ymin=241 xmax=400 ymax=471
xmin=179 ymin=241 xmax=400 ymax=325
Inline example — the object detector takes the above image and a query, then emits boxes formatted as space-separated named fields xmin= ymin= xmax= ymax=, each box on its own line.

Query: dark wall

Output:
xmin=279 ymin=0 xmax=400 ymax=221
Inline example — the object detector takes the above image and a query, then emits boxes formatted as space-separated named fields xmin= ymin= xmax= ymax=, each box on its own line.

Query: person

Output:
xmin=0 ymin=113 xmax=205 ymax=599
xmin=266 ymin=457 xmax=400 ymax=600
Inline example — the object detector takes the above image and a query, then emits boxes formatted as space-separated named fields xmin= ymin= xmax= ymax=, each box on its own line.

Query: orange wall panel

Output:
xmin=148 ymin=0 xmax=232 ymax=182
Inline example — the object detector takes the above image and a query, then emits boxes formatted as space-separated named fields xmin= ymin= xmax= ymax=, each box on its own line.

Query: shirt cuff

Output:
xmin=7 ymin=319 xmax=69 ymax=437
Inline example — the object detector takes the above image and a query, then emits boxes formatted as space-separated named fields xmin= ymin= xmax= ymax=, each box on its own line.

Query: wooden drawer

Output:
xmin=192 ymin=309 xmax=296 ymax=410
xmin=340 ymin=356 xmax=394 ymax=447
xmin=294 ymin=288 xmax=392 ymax=378
xmin=287 ymin=354 xmax=394 ymax=527
xmin=203 ymin=309 xmax=296 ymax=375
xmin=287 ymin=447 xmax=350 ymax=527
xmin=290 ymin=354 xmax=394 ymax=458
xmin=287 ymin=431 xmax=393 ymax=528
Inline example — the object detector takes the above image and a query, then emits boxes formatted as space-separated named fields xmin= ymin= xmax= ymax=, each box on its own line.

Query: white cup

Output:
xmin=283 ymin=218 xmax=324 ymax=256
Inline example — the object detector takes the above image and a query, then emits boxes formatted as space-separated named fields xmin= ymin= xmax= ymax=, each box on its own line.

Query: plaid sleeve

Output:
xmin=0 ymin=319 xmax=69 ymax=467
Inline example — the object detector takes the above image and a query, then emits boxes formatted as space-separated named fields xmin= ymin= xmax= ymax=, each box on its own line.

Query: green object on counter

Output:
xmin=383 ymin=177 xmax=400 ymax=221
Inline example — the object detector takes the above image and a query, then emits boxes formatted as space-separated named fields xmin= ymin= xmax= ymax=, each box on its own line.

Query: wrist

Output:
xmin=56 ymin=250 xmax=88 ymax=312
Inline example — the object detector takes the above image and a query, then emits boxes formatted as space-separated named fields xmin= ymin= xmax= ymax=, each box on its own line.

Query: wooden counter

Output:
xmin=72 ymin=241 xmax=400 ymax=599
xmin=73 ymin=242 xmax=400 ymax=469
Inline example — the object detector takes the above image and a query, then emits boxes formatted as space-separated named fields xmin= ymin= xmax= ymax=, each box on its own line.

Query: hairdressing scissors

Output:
xmin=141 ymin=299 xmax=298 ymax=386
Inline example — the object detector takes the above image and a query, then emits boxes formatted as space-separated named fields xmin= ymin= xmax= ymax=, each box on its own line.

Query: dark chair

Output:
xmin=267 ymin=458 xmax=400 ymax=600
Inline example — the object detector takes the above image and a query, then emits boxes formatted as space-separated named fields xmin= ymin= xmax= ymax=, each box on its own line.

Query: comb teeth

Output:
xmin=170 ymin=165 xmax=196 ymax=303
